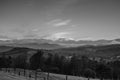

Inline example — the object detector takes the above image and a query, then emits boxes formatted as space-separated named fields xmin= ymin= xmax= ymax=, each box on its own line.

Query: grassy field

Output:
xmin=0 ymin=71 xmax=28 ymax=80
xmin=1 ymin=68 xmax=100 ymax=80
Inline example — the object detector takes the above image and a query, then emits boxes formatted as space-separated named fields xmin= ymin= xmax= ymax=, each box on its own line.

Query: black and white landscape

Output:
xmin=0 ymin=0 xmax=120 ymax=80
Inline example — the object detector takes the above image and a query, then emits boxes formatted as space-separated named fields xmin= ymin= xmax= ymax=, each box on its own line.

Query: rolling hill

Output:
xmin=0 ymin=44 xmax=120 ymax=59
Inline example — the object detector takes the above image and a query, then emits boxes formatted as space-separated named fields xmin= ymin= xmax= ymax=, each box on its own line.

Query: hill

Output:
xmin=0 ymin=46 xmax=13 ymax=52
xmin=53 ymin=44 xmax=120 ymax=58
xmin=0 ymin=44 xmax=120 ymax=59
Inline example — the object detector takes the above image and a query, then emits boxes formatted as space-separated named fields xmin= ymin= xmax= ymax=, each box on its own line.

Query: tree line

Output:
xmin=0 ymin=50 xmax=120 ymax=80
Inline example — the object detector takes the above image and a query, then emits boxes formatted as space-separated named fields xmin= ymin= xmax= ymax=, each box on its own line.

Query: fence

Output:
xmin=0 ymin=68 xmax=67 ymax=80
xmin=0 ymin=68 xmax=100 ymax=80
xmin=1 ymin=68 xmax=47 ymax=80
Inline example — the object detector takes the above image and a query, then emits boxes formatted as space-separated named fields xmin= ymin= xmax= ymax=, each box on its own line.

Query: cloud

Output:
xmin=0 ymin=35 xmax=11 ymax=40
xmin=47 ymin=19 xmax=71 ymax=27
xmin=77 ymin=37 xmax=94 ymax=41
xmin=53 ymin=20 xmax=71 ymax=27
xmin=43 ymin=32 xmax=73 ymax=40
xmin=47 ymin=19 xmax=62 ymax=24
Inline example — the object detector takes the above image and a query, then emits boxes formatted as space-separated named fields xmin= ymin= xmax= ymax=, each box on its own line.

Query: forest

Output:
xmin=0 ymin=49 xmax=120 ymax=80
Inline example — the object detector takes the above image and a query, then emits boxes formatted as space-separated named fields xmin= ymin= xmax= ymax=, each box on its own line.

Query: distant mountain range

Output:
xmin=0 ymin=38 xmax=120 ymax=49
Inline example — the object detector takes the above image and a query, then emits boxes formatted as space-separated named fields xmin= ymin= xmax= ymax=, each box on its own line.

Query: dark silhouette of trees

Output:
xmin=29 ymin=50 xmax=44 ymax=70
xmin=45 ymin=53 xmax=67 ymax=73
xmin=1 ymin=48 xmax=120 ymax=80
xmin=95 ymin=63 xmax=112 ymax=80
xmin=0 ymin=54 xmax=7 ymax=68
xmin=0 ymin=54 xmax=12 ymax=68
xmin=69 ymin=54 xmax=78 ymax=75
xmin=109 ymin=60 xmax=120 ymax=79
xmin=58 ymin=55 xmax=67 ymax=74
xmin=84 ymin=68 xmax=96 ymax=80
xmin=6 ymin=56 xmax=12 ymax=68
xmin=13 ymin=54 xmax=27 ymax=69
xmin=44 ymin=53 xmax=53 ymax=71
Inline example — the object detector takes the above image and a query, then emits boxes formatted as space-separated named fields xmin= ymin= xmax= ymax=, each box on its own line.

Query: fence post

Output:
xmin=35 ymin=70 xmax=37 ymax=80
xmin=14 ymin=68 xmax=16 ymax=74
xmin=8 ymin=68 xmax=10 ymax=73
xmin=18 ymin=70 xmax=20 ymax=76
xmin=24 ymin=69 xmax=25 ymax=76
xmin=47 ymin=72 xmax=49 ymax=80
xmin=29 ymin=73 xmax=31 ymax=79
xmin=66 ymin=75 xmax=68 ymax=80
xmin=88 ymin=77 xmax=90 ymax=80
xmin=6 ymin=68 xmax=7 ymax=72
xmin=44 ymin=77 xmax=46 ymax=80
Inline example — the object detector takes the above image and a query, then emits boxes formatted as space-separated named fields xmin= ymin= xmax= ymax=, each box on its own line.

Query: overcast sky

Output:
xmin=0 ymin=0 xmax=120 ymax=40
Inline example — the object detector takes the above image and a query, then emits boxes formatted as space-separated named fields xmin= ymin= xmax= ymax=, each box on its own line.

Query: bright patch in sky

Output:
xmin=53 ymin=20 xmax=71 ymax=27
xmin=43 ymin=32 xmax=74 ymax=40
xmin=47 ymin=19 xmax=71 ymax=27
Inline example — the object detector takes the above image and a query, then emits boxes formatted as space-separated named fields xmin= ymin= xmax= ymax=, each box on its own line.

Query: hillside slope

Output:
xmin=0 ymin=44 xmax=120 ymax=58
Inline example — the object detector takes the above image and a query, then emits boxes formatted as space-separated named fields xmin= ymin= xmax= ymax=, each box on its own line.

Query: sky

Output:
xmin=0 ymin=0 xmax=120 ymax=40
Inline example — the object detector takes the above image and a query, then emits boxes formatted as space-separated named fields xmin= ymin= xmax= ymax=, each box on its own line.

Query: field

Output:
xmin=1 ymin=68 xmax=100 ymax=80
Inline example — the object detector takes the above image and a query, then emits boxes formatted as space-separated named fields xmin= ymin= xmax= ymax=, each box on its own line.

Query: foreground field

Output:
xmin=0 ymin=72 xmax=28 ymax=80
xmin=0 ymin=68 xmax=100 ymax=80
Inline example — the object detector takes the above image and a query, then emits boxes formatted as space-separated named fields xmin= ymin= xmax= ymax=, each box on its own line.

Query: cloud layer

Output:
xmin=43 ymin=32 xmax=73 ymax=40
xmin=47 ymin=19 xmax=71 ymax=27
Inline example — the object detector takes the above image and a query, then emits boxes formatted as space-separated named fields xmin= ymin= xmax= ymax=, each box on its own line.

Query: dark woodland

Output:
xmin=0 ymin=44 xmax=120 ymax=80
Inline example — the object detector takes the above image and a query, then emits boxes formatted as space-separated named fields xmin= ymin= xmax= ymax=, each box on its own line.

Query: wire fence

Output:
xmin=0 ymin=68 xmax=100 ymax=80
xmin=0 ymin=68 xmax=66 ymax=80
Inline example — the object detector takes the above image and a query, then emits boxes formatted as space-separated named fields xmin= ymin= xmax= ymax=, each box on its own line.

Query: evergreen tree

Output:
xmin=30 ymin=50 xmax=44 ymax=70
